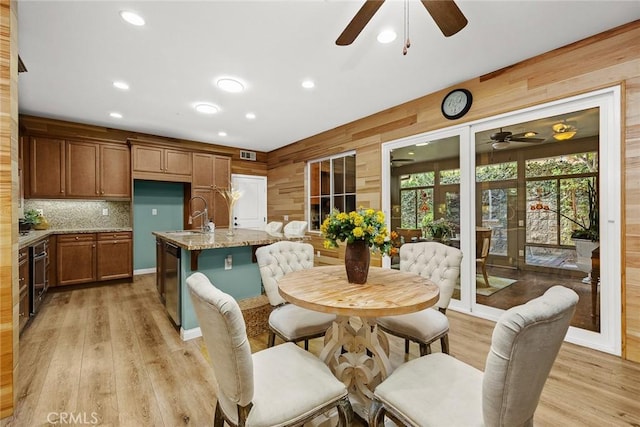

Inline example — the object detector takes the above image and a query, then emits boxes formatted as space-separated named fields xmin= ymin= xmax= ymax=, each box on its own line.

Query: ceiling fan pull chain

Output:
xmin=403 ymin=0 xmax=411 ymax=55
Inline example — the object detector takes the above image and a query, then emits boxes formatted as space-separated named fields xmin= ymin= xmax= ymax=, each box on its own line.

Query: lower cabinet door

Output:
xmin=97 ymin=233 xmax=132 ymax=281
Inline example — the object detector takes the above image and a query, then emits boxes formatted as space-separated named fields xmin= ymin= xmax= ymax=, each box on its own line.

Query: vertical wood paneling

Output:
xmin=266 ymin=21 xmax=640 ymax=362
xmin=0 ymin=0 xmax=17 ymax=419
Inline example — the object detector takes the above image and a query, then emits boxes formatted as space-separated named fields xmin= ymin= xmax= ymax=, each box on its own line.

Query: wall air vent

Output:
xmin=240 ymin=150 xmax=257 ymax=161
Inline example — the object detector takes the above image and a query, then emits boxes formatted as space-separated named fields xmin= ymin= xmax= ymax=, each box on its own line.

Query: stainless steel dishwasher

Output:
xmin=164 ymin=242 xmax=181 ymax=326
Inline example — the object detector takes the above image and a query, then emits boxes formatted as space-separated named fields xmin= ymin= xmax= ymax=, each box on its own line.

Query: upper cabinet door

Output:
xmin=66 ymin=140 xmax=100 ymax=197
xmin=192 ymin=152 xmax=214 ymax=188
xmin=29 ymin=137 xmax=65 ymax=197
xmin=164 ymin=149 xmax=192 ymax=176
xmin=132 ymin=145 xmax=164 ymax=173
xmin=100 ymin=143 xmax=131 ymax=198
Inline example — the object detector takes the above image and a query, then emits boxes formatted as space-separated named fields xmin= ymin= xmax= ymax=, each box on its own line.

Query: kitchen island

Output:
xmin=153 ymin=228 xmax=298 ymax=340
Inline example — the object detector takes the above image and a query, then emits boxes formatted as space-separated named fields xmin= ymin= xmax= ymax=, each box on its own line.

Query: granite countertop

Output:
xmin=153 ymin=228 xmax=303 ymax=250
xmin=19 ymin=227 xmax=133 ymax=248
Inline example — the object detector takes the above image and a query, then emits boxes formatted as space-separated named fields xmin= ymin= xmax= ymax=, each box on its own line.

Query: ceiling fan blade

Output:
xmin=336 ymin=0 xmax=385 ymax=46
xmin=420 ymin=0 xmax=468 ymax=37
xmin=508 ymin=137 xmax=545 ymax=143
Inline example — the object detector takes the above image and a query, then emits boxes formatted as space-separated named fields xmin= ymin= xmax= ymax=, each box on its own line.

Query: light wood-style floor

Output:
xmin=4 ymin=273 xmax=640 ymax=426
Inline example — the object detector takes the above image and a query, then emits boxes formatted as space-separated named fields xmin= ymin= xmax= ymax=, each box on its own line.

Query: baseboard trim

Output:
xmin=181 ymin=327 xmax=202 ymax=341
xmin=134 ymin=268 xmax=156 ymax=275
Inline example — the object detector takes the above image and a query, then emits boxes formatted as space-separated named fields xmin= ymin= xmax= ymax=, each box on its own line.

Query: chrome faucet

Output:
xmin=188 ymin=196 xmax=209 ymax=232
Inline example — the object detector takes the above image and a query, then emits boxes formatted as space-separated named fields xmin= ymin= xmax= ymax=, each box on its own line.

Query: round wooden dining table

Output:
xmin=278 ymin=265 xmax=439 ymax=419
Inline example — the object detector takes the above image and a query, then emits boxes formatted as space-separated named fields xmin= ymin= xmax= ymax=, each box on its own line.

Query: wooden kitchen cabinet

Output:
xmin=131 ymin=144 xmax=192 ymax=182
xmin=27 ymin=137 xmax=130 ymax=199
xmin=66 ymin=141 xmax=130 ymax=198
xmin=97 ymin=232 xmax=132 ymax=280
xmin=100 ymin=143 xmax=130 ymax=198
xmin=66 ymin=140 xmax=100 ymax=197
xmin=57 ymin=234 xmax=97 ymax=286
xmin=189 ymin=153 xmax=231 ymax=228
xmin=28 ymin=136 xmax=65 ymax=197
xmin=18 ymin=247 xmax=30 ymax=333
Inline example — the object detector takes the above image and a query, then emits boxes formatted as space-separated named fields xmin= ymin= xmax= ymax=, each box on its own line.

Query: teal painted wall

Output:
xmin=133 ymin=180 xmax=185 ymax=270
xmin=180 ymin=246 xmax=262 ymax=331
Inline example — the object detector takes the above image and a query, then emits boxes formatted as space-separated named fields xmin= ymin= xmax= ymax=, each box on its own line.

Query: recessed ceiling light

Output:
xmin=194 ymin=103 xmax=219 ymax=114
xmin=217 ymin=78 xmax=244 ymax=93
xmin=119 ymin=10 xmax=145 ymax=26
xmin=415 ymin=142 xmax=429 ymax=146
xmin=377 ymin=30 xmax=397 ymax=44
xmin=218 ymin=131 xmax=227 ymax=137
xmin=302 ymin=80 xmax=315 ymax=89
xmin=110 ymin=112 xmax=123 ymax=119
xmin=113 ymin=81 xmax=129 ymax=90
xmin=246 ymin=112 xmax=256 ymax=120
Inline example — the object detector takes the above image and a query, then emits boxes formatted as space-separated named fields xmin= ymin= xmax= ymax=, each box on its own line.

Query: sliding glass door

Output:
xmin=382 ymin=86 xmax=621 ymax=355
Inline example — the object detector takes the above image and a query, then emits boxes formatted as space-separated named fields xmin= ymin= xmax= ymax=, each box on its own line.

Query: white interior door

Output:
xmin=232 ymin=174 xmax=267 ymax=230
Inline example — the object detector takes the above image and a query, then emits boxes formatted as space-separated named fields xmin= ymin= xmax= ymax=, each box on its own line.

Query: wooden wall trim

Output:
xmin=0 ymin=0 xmax=17 ymax=419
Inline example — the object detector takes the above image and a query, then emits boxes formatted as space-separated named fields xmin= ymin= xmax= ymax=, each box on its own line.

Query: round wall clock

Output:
xmin=441 ymin=88 xmax=473 ymax=120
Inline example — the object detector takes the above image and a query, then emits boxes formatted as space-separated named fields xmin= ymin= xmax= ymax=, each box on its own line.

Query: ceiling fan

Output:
xmin=336 ymin=0 xmax=468 ymax=46
xmin=487 ymin=129 xmax=545 ymax=150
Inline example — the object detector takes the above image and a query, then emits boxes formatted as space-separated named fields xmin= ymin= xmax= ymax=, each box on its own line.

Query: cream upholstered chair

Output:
xmin=264 ymin=221 xmax=283 ymax=234
xmin=186 ymin=272 xmax=352 ymax=427
xmin=369 ymin=285 xmax=578 ymax=427
xmin=255 ymin=241 xmax=336 ymax=348
xmin=283 ymin=220 xmax=308 ymax=237
xmin=377 ymin=241 xmax=462 ymax=356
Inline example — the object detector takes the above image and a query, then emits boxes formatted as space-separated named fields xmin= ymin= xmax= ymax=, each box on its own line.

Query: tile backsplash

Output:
xmin=23 ymin=200 xmax=131 ymax=229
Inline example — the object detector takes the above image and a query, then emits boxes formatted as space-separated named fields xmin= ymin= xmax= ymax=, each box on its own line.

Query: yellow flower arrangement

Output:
xmin=321 ymin=207 xmax=396 ymax=256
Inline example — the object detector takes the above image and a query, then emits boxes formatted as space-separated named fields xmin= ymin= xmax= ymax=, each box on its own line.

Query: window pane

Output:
xmin=401 ymin=190 xmax=417 ymax=228
xmin=401 ymin=172 xmax=434 ymax=188
xmin=476 ymin=162 xmax=517 ymax=182
xmin=345 ymin=194 xmax=356 ymax=213
xmin=333 ymin=157 xmax=344 ymax=194
xmin=310 ymin=162 xmax=320 ymax=197
xmin=333 ymin=195 xmax=344 ymax=214
xmin=440 ymin=169 xmax=460 ymax=185
xmin=526 ymin=152 xmax=598 ymax=178
xmin=320 ymin=160 xmax=331 ymax=196
xmin=345 ymin=155 xmax=356 ymax=193
xmin=526 ymin=180 xmax=558 ymax=245
xmin=416 ymin=188 xmax=433 ymax=228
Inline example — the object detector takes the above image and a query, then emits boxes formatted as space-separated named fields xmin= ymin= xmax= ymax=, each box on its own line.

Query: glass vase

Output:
xmin=227 ymin=208 xmax=235 ymax=236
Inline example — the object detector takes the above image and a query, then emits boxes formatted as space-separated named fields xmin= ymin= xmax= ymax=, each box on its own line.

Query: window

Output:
xmin=308 ymin=152 xmax=356 ymax=231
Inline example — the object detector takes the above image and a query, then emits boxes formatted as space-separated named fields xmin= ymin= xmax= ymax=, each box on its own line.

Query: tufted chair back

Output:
xmin=255 ymin=241 xmax=315 ymax=306
xmin=186 ymin=272 xmax=254 ymax=422
xmin=399 ymin=241 xmax=463 ymax=310
xmin=264 ymin=221 xmax=283 ymax=234
xmin=283 ymin=220 xmax=308 ymax=237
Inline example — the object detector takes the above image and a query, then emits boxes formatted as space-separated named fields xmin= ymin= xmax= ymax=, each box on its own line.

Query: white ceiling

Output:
xmin=17 ymin=1 xmax=640 ymax=153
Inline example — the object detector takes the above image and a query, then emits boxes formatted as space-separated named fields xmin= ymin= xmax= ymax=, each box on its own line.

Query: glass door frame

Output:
xmin=381 ymin=86 xmax=621 ymax=356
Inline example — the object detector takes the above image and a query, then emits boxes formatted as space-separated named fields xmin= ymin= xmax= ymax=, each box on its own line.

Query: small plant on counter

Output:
xmin=22 ymin=209 xmax=41 ymax=228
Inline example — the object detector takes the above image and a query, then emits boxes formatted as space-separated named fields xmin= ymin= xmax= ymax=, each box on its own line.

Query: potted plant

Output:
xmin=21 ymin=209 xmax=41 ymax=231
xmin=421 ymin=217 xmax=454 ymax=242
xmin=570 ymin=180 xmax=599 ymax=283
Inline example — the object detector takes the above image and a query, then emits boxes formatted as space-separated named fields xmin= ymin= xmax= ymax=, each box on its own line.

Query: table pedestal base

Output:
xmin=319 ymin=316 xmax=390 ymax=420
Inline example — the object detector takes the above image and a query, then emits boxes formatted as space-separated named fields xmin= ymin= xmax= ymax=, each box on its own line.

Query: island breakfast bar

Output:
xmin=153 ymin=228 xmax=298 ymax=339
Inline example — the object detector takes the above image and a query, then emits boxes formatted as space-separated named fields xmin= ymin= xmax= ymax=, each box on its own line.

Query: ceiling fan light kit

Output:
xmin=553 ymin=131 xmax=577 ymax=141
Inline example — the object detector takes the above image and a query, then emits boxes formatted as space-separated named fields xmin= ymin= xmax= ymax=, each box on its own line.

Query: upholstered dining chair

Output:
xmin=264 ymin=221 xmax=283 ymax=234
xmin=376 ymin=241 xmax=462 ymax=356
xmin=283 ymin=220 xmax=308 ymax=237
xmin=186 ymin=272 xmax=353 ymax=427
xmin=369 ymin=285 xmax=578 ymax=427
xmin=477 ymin=227 xmax=493 ymax=288
xmin=255 ymin=241 xmax=336 ymax=348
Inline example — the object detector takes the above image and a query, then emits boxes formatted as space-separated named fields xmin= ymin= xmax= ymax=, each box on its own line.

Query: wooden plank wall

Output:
xmin=267 ymin=21 xmax=640 ymax=361
xmin=0 ymin=0 xmax=17 ymax=418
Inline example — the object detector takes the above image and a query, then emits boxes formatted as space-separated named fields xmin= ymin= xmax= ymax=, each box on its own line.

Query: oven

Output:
xmin=30 ymin=238 xmax=49 ymax=314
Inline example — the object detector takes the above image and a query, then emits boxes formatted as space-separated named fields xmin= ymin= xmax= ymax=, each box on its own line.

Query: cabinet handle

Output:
xmin=75 ymin=236 xmax=79 ymax=240
xmin=92 ymin=245 xmax=96 ymax=248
